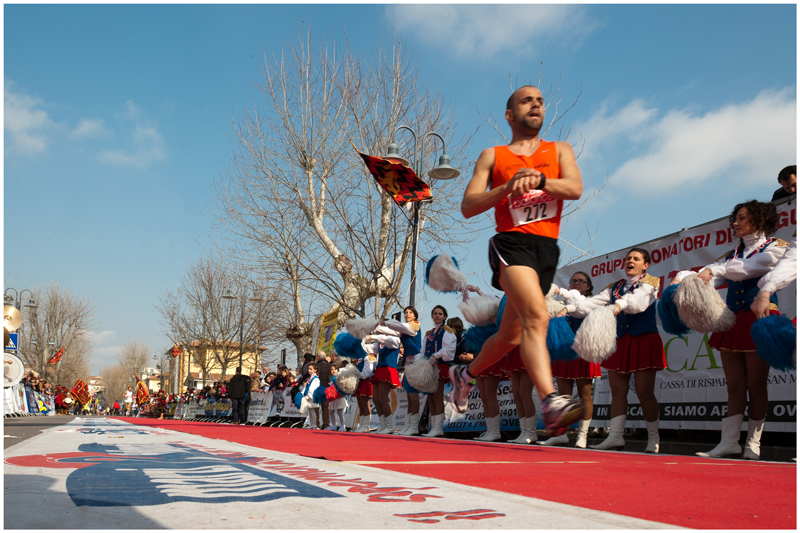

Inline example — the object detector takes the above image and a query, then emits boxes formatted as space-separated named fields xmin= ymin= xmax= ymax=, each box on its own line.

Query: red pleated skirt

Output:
xmin=709 ymin=308 xmax=779 ymax=352
xmin=354 ymin=380 xmax=373 ymax=397
xmin=552 ymin=357 xmax=602 ymax=379
xmin=501 ymin=346 xmax=525 ymax=376
xmin=437 ymin=362 xmax=451 ymax=381
xmin=601 ymin=331 xmax=666 ymax=373
xmin=370 ymin=367 xmax=401 ymax=388
xmin=478 ymin=357 xmax=506 ymax=378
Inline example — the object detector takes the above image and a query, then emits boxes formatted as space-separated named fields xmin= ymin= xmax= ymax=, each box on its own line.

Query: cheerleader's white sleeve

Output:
xmin=432 ymin=331 xmax=457 ymax=361
xmin=711 ymin=242 xmax=786 ymax=282
xmin=614 ymin=283 xmax=657 ymax=314
xmin=759 ymin=236 xmax=797 ymax=293
xmin=384 ymin=319 xmax=418 ymax=337
xmin=567 ymin=288 xmax=612 ymax=317
xmin=373 ymin=324 xmax=400 ymax=337
xmin=359 ymin=356 xmax=376 ymax=379
xmin=370 ymin=334 xmax=401 ymax=349
xmin=558 ymin=288 xmax=587 ymax=306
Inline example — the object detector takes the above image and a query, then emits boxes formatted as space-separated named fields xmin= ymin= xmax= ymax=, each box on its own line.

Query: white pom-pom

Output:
xmin=674 ymin=274 xmax=736 ymax=334
xmin=345 ymin=317 xmax=380 ymax=339
xmin=335 ymin=365 xmax=361 ymax=396
xmin=404 ymin=357 xmax=439 ymax=393
xmin=544 ymin=283 xmax=566 ymax=318
xmin=426 ymin=255 xmax=468 ymax=293
xmin=572 ymin=306 xmax=618 ymax=363
xmin=458 ymin=295 xmax=500 ymax=326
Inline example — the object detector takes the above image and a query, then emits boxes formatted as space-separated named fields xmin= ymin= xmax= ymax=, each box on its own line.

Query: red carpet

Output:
xmin=116 ymin=418 xmax=796 ymax=529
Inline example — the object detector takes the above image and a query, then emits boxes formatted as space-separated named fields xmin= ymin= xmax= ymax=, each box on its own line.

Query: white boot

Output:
xmin=589 ymin=415 xmax=626 ymax=450
xmin=697 ymin=414 xmax=743 ymax=458
xmin=540 ymin=433 xmax=569 ymax=446
xmin=377 ymin=415 xmax=387 ymax=433
xmin=473 ymin=416 xmax=501 ymax=442
xmin=379 ymin=415 xmax=395 ymax=434
xmin=398 ymin=413 xmax=410 ymax=434
xmin=575 ymin=419 xmax=591 ymax=448
xmin=422 ymin=413 xmax=444 ymax=438
xmin=402 ymin=413 xmax=420 ymax=436
xmin=356 ymin=411 xmax=371 ymax=432
xmin=508 ymin=417 xmax=528 ymax=444
xmin=308 ymin=410 xmax=317 ymax=429
xmin=645 ymin=418 xmax=660 ymax=453
xmin=524 ymin=416 xmax=538 ymax=443
xmin=742 ymin=418 xmax=765 ymax=460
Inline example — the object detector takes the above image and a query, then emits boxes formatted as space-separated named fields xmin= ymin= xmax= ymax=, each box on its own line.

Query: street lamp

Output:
xmin=384 ymin=126 xmax=460 ymax=308
xmin=222 ymin=289 xmax=263 ymax=371
xmin=4 ymin=288 xmax=37 ymax=311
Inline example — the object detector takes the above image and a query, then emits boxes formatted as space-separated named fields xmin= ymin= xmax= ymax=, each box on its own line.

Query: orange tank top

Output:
xmin=492 ymin=142 xmax=562 ymax=238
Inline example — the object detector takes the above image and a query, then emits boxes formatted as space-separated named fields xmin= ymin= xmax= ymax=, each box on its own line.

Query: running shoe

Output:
xmin=448 ymin=364 xmax=475 ymax=413
xmin=542 ymin=394 xmax=585 ymax=437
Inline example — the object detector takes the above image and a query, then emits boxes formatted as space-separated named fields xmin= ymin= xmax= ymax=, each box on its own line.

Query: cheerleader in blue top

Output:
xmin=672 ymin=200 xmax=786 ymax=459
xmin=569 ymin=248 xmax=664 ymax=453
xmin=366 ymin=331 xmax=402 ymax=435
xmin=421 ymin=305 xmax=457 ymax=438
xmin=383 ymin=306 xmax=423 ymax=436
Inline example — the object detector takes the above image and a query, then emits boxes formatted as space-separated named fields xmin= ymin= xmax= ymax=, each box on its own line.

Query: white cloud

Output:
xmin=96 ymin=100 xmax=167 ymax=168
xmin=71 ymin=118 xmax=112 ymax=139
xmin=386 ymin=5 xmax=592 ymax=59
xmin=4 ymin=85 xmax=55 ymax=154
xmin=88 ymin=330 xmax=117 ymax=345
xmin=577 ymin=89 xmax=796 ymax=194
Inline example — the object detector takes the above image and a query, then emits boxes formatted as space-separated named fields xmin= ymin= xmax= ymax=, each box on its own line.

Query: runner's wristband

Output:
xmin=535 ymin=175 xmax=547 ymax=190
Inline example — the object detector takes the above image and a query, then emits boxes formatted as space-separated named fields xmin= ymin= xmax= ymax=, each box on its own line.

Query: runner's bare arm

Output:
xmin=547 ymin=141 xmax=583 ymax=200
xmin=461 ymin=148 xmax=507 ymax=219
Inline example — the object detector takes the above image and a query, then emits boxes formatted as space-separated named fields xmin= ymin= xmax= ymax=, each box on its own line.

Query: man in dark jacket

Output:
xmin=316 ymin=351 xmax=333 ymax=429
xmin=228 ymin=367 xmax=251 ymax=425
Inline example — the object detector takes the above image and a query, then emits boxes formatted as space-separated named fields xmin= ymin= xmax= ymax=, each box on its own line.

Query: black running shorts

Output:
xmin=488 ymin=232 xmax=560 ymax=293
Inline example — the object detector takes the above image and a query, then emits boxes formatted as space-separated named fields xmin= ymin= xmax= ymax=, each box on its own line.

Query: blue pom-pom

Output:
xmin=312 ymin=385 xmax=327 ymax=405
xmin=751 ymin=315 xmax=796 ymax=372
xmin=464 ymin=323 xmax=498 ymax=354
xmin=294 ymin=392 xmax=303 ymax=408
xmin=333 ymin=332 xmax=367 ymax=360
xmin=496 ymin=295 xmax=507 ymax=326
xmin=547 ymin=317 xmax=578 ymax=362
xmin=658 ymin=284 xmax=692 ymax=337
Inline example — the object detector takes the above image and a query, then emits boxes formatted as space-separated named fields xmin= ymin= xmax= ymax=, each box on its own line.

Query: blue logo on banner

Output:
xmin=62 ymin=442 xmax=341 ymax=506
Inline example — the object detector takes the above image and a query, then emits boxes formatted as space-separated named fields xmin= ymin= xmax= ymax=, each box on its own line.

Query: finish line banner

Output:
xmin=555 ymin=200 xmax=796 ymax=432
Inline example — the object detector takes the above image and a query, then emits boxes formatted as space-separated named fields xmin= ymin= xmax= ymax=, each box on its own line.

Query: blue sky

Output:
xmin=4 ymin=4 xmax=796 ymax=375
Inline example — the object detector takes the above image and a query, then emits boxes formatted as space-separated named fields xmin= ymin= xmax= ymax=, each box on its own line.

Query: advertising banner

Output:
xmin=316 ymin=307 xmax=340 ymax=355
xmin=246 ymin=391 xmax=272 ymax=424
xmin=270 ymin=388 xmax=304 ymax=419
xmin=203 ymin=398 xmax=232 ymax=418
xmin=554 ymin=201 xmax=796 ymax=432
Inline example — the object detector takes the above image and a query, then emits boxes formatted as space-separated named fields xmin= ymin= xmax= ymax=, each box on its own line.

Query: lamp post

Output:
xmin=384 ymin=126 xmax=460 ymax=308
xmin=5 ymin=288 xmax=39 ymax=370
xmin=222 ymin=289 xmax=263 ymax=371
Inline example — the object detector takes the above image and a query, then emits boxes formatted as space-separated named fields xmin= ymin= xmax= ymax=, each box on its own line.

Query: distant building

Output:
xmin=87 ymin=376 xmax=105 ymax=395
xmin=170 ymin=339 xmax=266 ymax=392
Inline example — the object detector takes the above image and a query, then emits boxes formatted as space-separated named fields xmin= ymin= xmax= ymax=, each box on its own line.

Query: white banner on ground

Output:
xmin=555 ymin=201 xmax=797 ymax=432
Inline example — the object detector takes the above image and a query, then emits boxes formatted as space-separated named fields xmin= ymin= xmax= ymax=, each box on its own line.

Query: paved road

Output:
xmin=4 ymin=415 xmax=82 ymax=448
xmin=4 ymin=416 xmax=678 ymax=529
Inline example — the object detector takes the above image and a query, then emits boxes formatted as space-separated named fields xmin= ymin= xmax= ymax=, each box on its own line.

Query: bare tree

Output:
xmin=211 ymin=27 xmax=478 ymax=359
xmin=116 ymin=340 xmax=151 ymax=383
xmin=156 ymin=258 xmax=273 ymax=384
xmin=15 ymin=283 xmax=97 ymax=387
xmin=101 ymin=364 xmax=129 ymax=405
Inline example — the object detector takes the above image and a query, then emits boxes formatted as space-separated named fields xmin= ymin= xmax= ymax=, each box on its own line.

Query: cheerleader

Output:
xmin=383 ymin=306 xmax=423 ymax=435
xmin=421 ymin=305 xmax=457 ymax=438
xmin=302 ymin=363 xmax=321 ymax=429
xmin=366 ymin=331 xmax=403 ymax=435
xmin=540 ymin=271 xmax=600 ymax=448
xmin=752 ymin=235 xmax=796 ymax=318
xmin=672 ymin=200 xmax=786 ymax=459
xmin=325 ymin=362 xmax=349 ymax=431
xmin=352 ymin=348 xmax=377 ymax=433
xmin=570 ymin=248 xmax=665 ymax=453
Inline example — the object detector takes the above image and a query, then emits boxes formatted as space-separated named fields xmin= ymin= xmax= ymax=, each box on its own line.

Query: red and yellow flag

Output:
xmin=48 ymin=346 xmax=65 ymax=364
xmin=355 ymin=147 xmax=432 ymax=207
xmin=136 ymin=379 xmax=150 ymax=405
xmin=70 ymin=379 xmax=89 ymax=404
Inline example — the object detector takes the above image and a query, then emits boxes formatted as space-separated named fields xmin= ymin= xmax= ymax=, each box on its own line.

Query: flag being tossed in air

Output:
xmin=134 ymin=375 xmax=150 ymax=405
xmin=354 ymin=143 xmax=432 ymax=207
xmin=70 ymin=379 xmax=90 ymax=405
xmin=47 ymin=346 xmax=65 ymax=364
